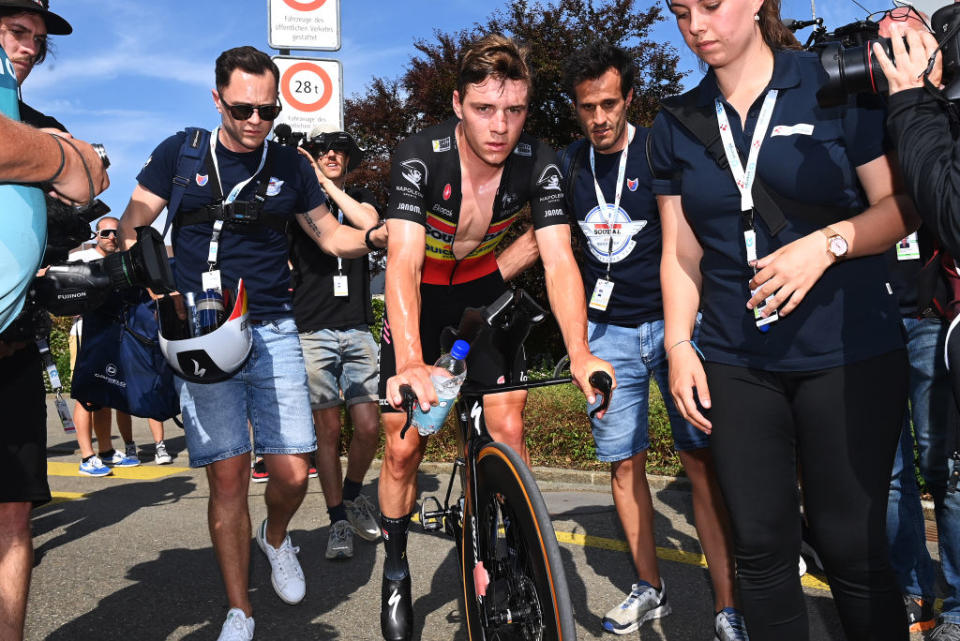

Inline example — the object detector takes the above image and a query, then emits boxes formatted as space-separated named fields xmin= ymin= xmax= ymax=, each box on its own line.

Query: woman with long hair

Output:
xmin=650 ymin=1 xmax=919 ymax=639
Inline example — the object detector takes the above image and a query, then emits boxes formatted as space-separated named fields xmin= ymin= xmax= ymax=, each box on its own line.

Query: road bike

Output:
xmin=398 ymin=288 xmax=612 ymax=641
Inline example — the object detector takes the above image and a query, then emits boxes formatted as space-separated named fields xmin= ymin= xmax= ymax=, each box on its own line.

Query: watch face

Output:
xmin=829 ymin=235 xmax=848 ymax=257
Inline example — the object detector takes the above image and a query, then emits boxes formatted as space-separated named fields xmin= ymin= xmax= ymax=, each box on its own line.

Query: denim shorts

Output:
xmin=177 ymin=317 xmax=316 ymax=467
xmin=587 ymin=318 xmax=708 ymax=462
xmin=299 ymin=326 xmax=379 ymax=409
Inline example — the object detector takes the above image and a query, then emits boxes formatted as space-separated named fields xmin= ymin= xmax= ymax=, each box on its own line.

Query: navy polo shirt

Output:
xmin=138 ymin=131 xmax=325 ymax=320
xmin=565 ymin=128 xmax=663 ymax=325
xmin=649 ymin=49 xmax=903 ymax=371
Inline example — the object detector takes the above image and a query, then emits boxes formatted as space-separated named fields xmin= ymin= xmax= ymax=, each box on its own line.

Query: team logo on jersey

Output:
xmin=266 ymin=177 xmax=284 ymax=196
xmin=443 ymin=183 xmax=452 ymax=200
xmin=578 ymin=206 xmax=647 ymax=263
xmin=195 ymin=173 xmax=208 ymax=186
xmin=627 ymin=178 xmax=638 ymax=191
xmin=400 ymin=158 xmax=428 ymax=191
xmin=537 ymin=164 xmax=562 ymax=192
xmin=432 ymin=137 xmax=451 ymax=153
xmin=501 ymin=192 xmax=519 ymax=210
xmin=514 ymin=142 xmax=532 ymax=157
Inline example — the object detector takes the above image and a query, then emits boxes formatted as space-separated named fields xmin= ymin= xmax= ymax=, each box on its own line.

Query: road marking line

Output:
xmin=47 ymin=461 xmax=188 ymax=480
xmin=554 ymin=529 xmax=832 ymax=592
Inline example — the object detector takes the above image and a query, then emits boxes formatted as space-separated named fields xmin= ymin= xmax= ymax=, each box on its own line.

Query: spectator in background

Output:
xmin=289 ymin=124 xmax=383 ymax=560
xmin=69 ymin=216 xmax=171 ymax=477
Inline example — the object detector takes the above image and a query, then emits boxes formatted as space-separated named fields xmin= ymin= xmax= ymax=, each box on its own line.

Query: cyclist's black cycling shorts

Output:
xmin=378 ymin=271 xmax=527 ymax=411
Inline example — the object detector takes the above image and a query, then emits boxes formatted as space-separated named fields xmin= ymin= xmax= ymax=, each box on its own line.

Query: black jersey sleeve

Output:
xmin=528 ymin=139 xmax=570 ymax=229
xmin=385 ymin=136 xmax=429 ymax=226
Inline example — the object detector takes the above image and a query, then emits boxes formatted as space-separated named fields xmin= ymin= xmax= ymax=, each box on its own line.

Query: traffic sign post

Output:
xmin=272 ymin=56 xmax=343 ymax=136
xmin=268 ymin=0 xmax=340 ymax=51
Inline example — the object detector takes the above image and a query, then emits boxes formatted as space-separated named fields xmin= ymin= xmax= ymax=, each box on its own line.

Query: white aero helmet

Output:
xmin=158 ymin=279 xmax=252 ymax=383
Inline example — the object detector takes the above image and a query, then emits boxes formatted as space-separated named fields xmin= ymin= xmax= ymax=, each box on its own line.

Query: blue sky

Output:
xmin=19 ymin=0 xmax=892 ymax=217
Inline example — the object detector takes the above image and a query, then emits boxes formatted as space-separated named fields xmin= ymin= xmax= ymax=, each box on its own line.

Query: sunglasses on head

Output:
xmin=98 ymin=229 xmax=118 ymax=239
xmin=305 ymin=132 xmax=353 ymax=156
xmin=220 ymin=97 xmax=282 ymax=122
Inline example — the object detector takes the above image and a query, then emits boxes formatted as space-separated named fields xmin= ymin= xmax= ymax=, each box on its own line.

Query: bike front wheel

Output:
xmin=460 ymin=441 xmax=576 ymax=641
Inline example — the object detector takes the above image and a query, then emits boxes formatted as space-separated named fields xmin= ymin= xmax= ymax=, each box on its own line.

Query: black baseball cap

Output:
xmin=0 ymin=0 xmax=71 ymax=35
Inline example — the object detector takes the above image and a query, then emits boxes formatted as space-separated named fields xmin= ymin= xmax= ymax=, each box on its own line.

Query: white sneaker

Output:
xmin=217 ymin=608 xmax=254 ymax=641
xmin=602 ymin=580 xmax=671 ymax=635
xmin=255 ymin=519 xmax=305 ymax=604
xmin=345 ymin=494 xmax=381 ymax=541
xmin=154 ymin=441 xmax=172 ymax=465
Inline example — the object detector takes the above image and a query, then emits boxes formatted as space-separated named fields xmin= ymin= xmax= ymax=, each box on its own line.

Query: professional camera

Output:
xmin=0 ymin=226 xmax=176 ymax=342
xmin=813 ymin=3 xmax=960 ymax=106
xmin=272 ymin=123 xmax=305 ymax=148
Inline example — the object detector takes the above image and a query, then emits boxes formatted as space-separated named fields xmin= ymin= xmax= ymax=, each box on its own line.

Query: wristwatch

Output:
xmin=819 ymin=226 xmax=848 ymax=260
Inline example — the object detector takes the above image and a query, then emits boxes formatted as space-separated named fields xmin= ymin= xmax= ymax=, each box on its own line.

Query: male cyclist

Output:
xmin=379 ymin=33 xmax=615 ymax=641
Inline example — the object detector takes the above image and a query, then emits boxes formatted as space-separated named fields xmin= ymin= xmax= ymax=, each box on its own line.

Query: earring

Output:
xmin=754 ymin=14 xmax=760 ymax=21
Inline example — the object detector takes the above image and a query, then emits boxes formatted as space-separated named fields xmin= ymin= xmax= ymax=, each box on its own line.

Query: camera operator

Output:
xmin=875 ymin=10 xmax=960 ymax=640
xmin=0 ymin=3 xmax=111 ymax=639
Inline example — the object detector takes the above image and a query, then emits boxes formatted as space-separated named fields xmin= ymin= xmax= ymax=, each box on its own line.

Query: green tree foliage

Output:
xmin=344 ymin=0 xmax=685 ymax=359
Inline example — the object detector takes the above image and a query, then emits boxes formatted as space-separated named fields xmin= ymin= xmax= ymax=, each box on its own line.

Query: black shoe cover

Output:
xmin=381 ymin=574 xmax=413 ymax=641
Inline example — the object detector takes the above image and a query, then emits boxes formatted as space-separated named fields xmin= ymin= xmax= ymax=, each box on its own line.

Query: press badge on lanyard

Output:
xmin=588 ymin=125 xmax=635 ymax=312
xmin=333 ymin=209 xmax=349 ymax=297
xmin=716 ymin=92 xmax=779 ymax=331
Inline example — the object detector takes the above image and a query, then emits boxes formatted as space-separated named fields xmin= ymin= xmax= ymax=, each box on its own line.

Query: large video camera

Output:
xmin=1 ymin=225 xmax=176 ymax=342
xmin=811 ymin=3 xmax=960 ymax=106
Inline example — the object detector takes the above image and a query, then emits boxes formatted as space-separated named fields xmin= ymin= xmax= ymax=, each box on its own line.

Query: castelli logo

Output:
xmin=443 ymin=183 xmax=452 ymax=200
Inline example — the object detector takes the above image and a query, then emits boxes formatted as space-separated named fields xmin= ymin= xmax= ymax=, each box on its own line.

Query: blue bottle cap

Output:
xmin=451 ymin=339 xmax=470 ymax=360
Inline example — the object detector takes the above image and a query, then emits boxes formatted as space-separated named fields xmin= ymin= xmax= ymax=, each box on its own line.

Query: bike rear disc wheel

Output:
xmin=460 ymin=442 xmax=576 ymax=641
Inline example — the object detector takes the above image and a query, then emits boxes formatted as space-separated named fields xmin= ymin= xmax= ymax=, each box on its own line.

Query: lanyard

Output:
xmin=588 ymin=124 xmax=635 ymax=278
xmin=714 ymin=90 xmax=778 ymax=213
xmin=205 ymin=126 xmax=270 ymax=268
xmin=336 ymin=206 xmax=343 ymax=274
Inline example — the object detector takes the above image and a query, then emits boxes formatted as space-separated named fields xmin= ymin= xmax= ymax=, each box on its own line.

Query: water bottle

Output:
xmin=195 ymin=289 xmax=225 ymax=335
xmin=412 ymin=339 xmax=470 ymax=437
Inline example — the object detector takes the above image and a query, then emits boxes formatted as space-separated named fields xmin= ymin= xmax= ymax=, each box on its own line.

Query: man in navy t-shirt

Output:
xmin=117 ymin=46 xmax=385 ymax=641
xmin=557 ymin=43 xmax=743 ymax=639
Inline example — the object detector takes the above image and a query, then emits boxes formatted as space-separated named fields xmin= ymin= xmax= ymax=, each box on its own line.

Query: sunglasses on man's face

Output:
xmin=98 ymin=229 xmax=118 ymax=239
xmin=305 ymin=132 xmax=353 ymax=156
xmin=220 ymin=97 xmax=282 ymax=122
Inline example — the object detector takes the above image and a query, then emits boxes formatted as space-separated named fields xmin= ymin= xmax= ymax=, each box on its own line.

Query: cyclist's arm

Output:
xmin=296 ymin=203 xmax=377 ymax=257
xmin=118 ymin=185 xmax=167 ymax=251
xmin=496 ymin=226 xmax=538 ymax=281
xmin=384 ymin=218 xmax=437 ymax=410
xmin=535 ymin=223 xmax=615 ymax=410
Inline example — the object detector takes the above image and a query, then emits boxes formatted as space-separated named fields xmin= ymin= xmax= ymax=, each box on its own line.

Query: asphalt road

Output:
xmin=27 ymin=400 xmax=928 ymax=641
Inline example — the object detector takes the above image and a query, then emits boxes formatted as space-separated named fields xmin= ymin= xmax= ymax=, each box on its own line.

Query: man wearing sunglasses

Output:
xmin=288 ymin=124 xmax=383 ymax=562
xmin=117 ymin=46 xmax=386 ymax=641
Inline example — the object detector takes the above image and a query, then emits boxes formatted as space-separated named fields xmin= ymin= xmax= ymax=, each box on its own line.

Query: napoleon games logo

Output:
xmin=537 ymin=164 xmax=562 ymax=192
xmin=577 ymin=207 xmax=647 ymax=264
xmin=400 ymin=159 xmax=428 ymax=191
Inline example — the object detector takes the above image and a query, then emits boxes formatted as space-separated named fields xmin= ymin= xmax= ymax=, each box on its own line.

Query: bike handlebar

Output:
xmin=397 ymin=371 xmax=613 ymax=440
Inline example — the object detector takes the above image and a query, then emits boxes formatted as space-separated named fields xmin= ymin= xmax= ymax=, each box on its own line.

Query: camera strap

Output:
xmin=35 ymin=337 xmax=75 ymax=433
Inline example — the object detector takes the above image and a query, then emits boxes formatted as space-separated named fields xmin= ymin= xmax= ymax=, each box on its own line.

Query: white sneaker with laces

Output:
xmin=256 ymin=519 xmax=305 ymax=604
xmin=601 ymin=579 xmax=671 ymax=635
xmin=345 ymin=494 xmax=381 ymax=541
xmin=217 ymin=607 xmax=254 ymax=641
xmin=154 ymin=441 xmax=172 ymax=465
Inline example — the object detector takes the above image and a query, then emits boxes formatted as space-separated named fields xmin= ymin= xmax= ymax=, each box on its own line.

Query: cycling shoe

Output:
xmin=381 ymin=574 xmax=413 ymax=641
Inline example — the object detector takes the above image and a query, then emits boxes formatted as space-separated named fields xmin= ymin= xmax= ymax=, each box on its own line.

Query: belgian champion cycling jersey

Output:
xmin=385 ymin=117 xmax=568 ymax=286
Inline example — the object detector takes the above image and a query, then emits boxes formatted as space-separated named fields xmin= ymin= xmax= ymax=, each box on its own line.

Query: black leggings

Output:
xmin=705 ymin=350 xmax=908 ymax=641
